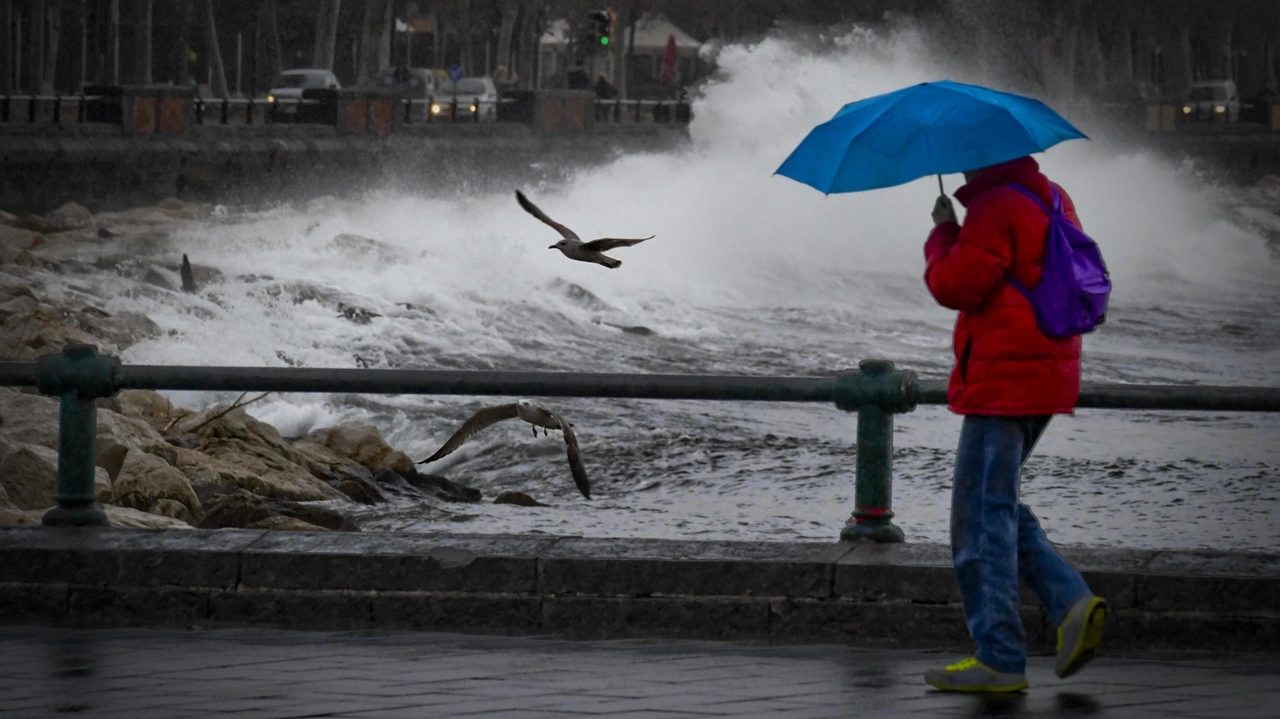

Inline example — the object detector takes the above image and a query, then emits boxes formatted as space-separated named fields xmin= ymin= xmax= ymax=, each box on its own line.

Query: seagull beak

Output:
xmin=548 ymin=245 xmax=557 ymax=250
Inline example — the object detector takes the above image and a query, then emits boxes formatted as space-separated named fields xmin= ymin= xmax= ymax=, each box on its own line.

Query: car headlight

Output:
xmin=1214 ymin=105 xmax=1226 ymax=114
xmin=267 ymin=94 xmax=276 ymax=103
xmin=430 ymin=103 xmax=442 ymax=114
xmin=469 ymin=104 xmax=478 ymax=113
xmin=1182 ymin=106 xmax=1192 ymax=114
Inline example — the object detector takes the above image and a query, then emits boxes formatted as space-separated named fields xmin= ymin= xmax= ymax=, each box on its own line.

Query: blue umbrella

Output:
xmin=775 ymin=80 xmax=1087 ymax=194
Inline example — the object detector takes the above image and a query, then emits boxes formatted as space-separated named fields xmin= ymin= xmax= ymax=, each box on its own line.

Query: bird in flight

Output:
xmin=516 ymin=190 xmax=652 ymax=269
xmin=418 ymin=399 xmax=591 ymax=499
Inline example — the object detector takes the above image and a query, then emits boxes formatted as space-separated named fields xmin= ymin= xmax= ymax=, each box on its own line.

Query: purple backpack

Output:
xmin=1007 ymin=184 xmax=1111 ymax=338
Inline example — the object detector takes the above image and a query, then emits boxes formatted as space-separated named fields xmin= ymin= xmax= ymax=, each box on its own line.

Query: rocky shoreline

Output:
xmin=0 ymin=199 xmax=489 ymax=532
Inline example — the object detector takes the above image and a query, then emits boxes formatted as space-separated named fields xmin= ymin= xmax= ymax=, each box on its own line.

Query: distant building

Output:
xmin=537 ymin=13 xmax=705 ymax=97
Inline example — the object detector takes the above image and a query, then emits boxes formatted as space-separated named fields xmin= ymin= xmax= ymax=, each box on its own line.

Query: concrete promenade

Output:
xmin=1 ymin=626 xmax=1277 ymax=718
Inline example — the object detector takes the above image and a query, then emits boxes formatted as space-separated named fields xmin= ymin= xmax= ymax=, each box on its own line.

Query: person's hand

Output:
xmin=932 ymin=195 xmax=957 ymax=226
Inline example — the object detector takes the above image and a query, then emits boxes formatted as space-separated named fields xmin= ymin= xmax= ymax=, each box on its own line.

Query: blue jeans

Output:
xmin=951 ymin=415 xmax=1092 ymax=674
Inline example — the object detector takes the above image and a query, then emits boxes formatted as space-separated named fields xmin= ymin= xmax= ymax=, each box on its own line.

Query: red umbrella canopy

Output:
xmin=658 ymin=34 xmax=678 ymax=84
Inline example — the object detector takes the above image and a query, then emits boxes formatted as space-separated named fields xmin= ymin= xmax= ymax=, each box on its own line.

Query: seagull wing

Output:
xmin=551 ymin=412 xmax=591 ymax=499
xmin=579 ymin=236 xmax=654 ymax=253
xmin=418 ymin=404 xmax=520 ymax=464
xmin=516 ymin=190 xmax=579 ymax=241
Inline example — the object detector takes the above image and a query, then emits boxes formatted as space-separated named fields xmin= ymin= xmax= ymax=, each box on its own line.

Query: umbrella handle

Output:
xmin=937 ymin=174 xmax=945 ymax=196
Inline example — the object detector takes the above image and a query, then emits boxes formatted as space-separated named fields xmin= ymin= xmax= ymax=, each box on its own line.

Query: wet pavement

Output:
xmin=0 ymin=627 xmax=1276 ymax=718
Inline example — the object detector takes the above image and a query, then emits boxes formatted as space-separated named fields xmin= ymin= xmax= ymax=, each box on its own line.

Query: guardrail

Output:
xmin=5 ymin=344 xmax=1278 ymax=536
xmin=0 ymin=92 xmax=693 ymax=129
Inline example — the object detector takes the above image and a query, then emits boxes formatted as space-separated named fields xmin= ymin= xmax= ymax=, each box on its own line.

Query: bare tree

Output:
xmin=0 ymin=0 xmax=11 ymax=93
xmin=357 ymin=0 xmax=391 ymax=85
xmin=204 ymin=0 xmax=227 ymax=96
xmin=375 ymin=0 xmax=392 ymax=72
xmin=494 ymin=0 xmax=517 ymax=79
xmin=313 ymin=0 xmax=342 ymax=69
xmin=41 ymin=0 xmax=60 ymax=92
xmin=134 ymin=0 xmax=152 ymax=84
xmin=176 ymin=0 xmax=194 ymax=84
xmin=262 ymin=0 xmax=282 ymax=80
xmin=27 ymin=0 xmax=45 ymax=93
xmin=106 ymin=0 xmax=118 ymax=83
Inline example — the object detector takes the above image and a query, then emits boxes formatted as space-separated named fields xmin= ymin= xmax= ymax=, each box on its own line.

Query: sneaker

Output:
xmin=924 ymin=657 xmax=1028 ymax=693
xmin=1056 ymin=595 xmax=1108 ymax=678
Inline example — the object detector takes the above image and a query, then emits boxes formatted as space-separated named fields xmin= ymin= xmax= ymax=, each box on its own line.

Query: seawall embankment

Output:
xmin=2 ymin=528 xmax=1276 ymax=654
xmin=0 ymin=124 xmax=689 ymax=214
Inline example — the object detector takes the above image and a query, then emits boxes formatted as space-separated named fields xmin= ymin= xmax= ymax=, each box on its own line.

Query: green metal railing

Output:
xmin=3 ymin=344 xmax=1279 ymax=539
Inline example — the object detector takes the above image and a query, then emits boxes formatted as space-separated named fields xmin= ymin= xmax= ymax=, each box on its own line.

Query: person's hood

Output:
xmin=953 ymin=156 xmax=1053 ymax=208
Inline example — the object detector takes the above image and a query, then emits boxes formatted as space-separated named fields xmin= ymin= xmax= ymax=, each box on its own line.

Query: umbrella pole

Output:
xmin=937 ymin=174 xmax=945 ymax=195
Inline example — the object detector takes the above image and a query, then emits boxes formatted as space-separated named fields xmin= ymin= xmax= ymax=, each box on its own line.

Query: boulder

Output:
xmin=0 ymin=209 xmax=15 ymax=226
xmin=375 ymin=468 xmax=481 ymax=503
xmin=291 ymin=439 xmax=376 ymax=485
xmin=0 ymin=226 xmax=42 ymax=251
xmin=305 ymin=423 xmax=416 ymax=476
xmin=0 ymin=440 xmax=57 ymax=510
xmin=42 ymin=202 xmax=94 ymax=232
xmin=111 ymin=451 xmax=201 ymax=522
xmin=246 ymin=516 xmax=330 ymax=531
xmin=193 ymin=437 xmax=345 ymax=502
xmin=102 ymin=504 xmax=193 ymax=529
xmin=494 ymin=491 xmax=549 ymax=507
xmin=0 ymin=295 xmax=37 ymax=322
xmin=0 ymin=507 xmax=43 ymax=526
xmin=335 ymin=478 xmax=385 ymax=505
xmin=155 ymin=198 xmax=187 ymax=212
xmin=114 ymin=389 xmax=175 ymax=419
xmin=197 ymin=493 xmax=358 ymax=531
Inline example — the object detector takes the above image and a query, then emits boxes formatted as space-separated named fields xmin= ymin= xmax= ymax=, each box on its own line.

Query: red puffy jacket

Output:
xmin=924 ymin=156 xmax=1082 ymax=416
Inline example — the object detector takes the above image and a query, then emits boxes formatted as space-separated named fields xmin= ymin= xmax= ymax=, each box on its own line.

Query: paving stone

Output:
xmin=239 ymin=532 xmax=559 ymax=594
xmin=538 ymin=538 xmax=854 ymax=599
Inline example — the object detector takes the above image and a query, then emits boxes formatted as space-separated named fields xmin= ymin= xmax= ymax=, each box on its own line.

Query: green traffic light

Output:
xmin=600 ymin=36 xmax=609 ymax=46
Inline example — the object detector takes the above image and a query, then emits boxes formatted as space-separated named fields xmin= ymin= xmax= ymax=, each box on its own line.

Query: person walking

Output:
xmin=921 ymin=155 xmax=1107 ymax=693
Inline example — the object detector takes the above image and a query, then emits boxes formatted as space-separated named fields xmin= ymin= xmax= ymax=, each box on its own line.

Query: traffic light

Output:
xmin=589 ymin=9 xmax=614 ymax=49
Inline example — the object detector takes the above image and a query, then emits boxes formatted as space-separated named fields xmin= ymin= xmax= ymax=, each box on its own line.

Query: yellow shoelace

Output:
xmin=945 ymin=657 xmax=980 ymax=672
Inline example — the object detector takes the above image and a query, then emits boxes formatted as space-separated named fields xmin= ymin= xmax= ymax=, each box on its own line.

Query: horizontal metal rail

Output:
xmin=6 ymin=346 xmax=1278 ymax=536
xmin=2 ymin=361 xmax=1277 ymax=412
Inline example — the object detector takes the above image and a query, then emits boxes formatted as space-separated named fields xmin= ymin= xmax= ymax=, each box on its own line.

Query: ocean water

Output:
xmin=45 ymin=27 xmax=1280 ymax=550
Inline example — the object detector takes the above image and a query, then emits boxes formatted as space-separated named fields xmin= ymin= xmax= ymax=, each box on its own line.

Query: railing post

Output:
xmin=53 ymin=95 xmax=62 ymax=125
xmin=35 ymin=345 xmax=121 ymax=527
xmin=246 ymin=97 xmax=254 ymax=125
xmin=220 ymin=97 xmax=229 ymax=125
xmin=29 ymin=95 xmax=37 ymax=123
xmin=834 ymin=358 xmax=915 ymax=543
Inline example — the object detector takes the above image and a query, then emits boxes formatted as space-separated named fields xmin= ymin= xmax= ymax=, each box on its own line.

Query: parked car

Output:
xmin=268 ymin=69 xmax=341 ymax=116
xmin=1182 ymin=80 xmax=1240 ymax=123
xmin=375 ymin=67 xmax=446 ymax=120
xmin=431 ymin=76 xmax=499 ymax=122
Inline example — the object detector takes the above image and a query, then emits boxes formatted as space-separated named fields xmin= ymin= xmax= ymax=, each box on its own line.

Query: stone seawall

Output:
xmin=2 ymin=527 xmax=1276 ymax=654
xmin=0 ymin=124 xmax=689 ymax=214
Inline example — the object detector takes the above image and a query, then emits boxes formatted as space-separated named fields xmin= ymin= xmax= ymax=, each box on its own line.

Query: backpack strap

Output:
xmin=1009 ymin=183 xmax=1061 ymax=215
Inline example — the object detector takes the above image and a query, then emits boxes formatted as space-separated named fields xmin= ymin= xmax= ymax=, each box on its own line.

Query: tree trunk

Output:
xmin=376 ymin=0 xmax=391 ymax=72
xmin=312 ymin=0 xmax=341 ymax=70
xmin=204 ymin=0 xmax=227 ymax=97
xmin=261 ymin=0 xmax=281 ymax=81
xmin=106 ymin=0 xmax=118 ymax=83
xmin=1 ymin=0 xmax=12 ymax=94
xmin=357 ymin=0 xmax=389 ymax=85
xmin=176 ymin=0 xmax=193 ymax=84
xmin=430 ymin=10 xmax=442 ymax=68
xmin=41 ymin=0 xmax=59 ymax=92
xmin=493 ymin=0 xmax=516 ymax=80
xmin=460 ymin=0 xmax=472 ymax=75
xmin=27 ymin=0 xmax=44 ymax=94
xmin=515 ymin=4 xmax=536 ymax=90
xmin=134 ymin=0 xmax=151 ymax=84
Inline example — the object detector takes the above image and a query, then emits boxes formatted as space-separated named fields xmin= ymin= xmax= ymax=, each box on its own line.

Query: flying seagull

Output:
xmin=516 ymin=190 xmax=652 ymax=269
xmin=418 ymin=399 xmax=591 ymax=499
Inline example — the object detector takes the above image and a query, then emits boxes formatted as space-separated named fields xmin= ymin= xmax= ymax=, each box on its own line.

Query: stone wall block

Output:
xmin=371 ymin=592 xmax=542 ymax=633
xmin=68 ymin=586 xmax=209 ymax=628
xmin=209 ymin=589 xmax=374 ymax=631
xmin=0 ymin=583 xmax=69 ymax=625
xmin=238 ymin=532 xmax=555 ymax=593
xmin=542 ymin=596 xmax=769 ymax=640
